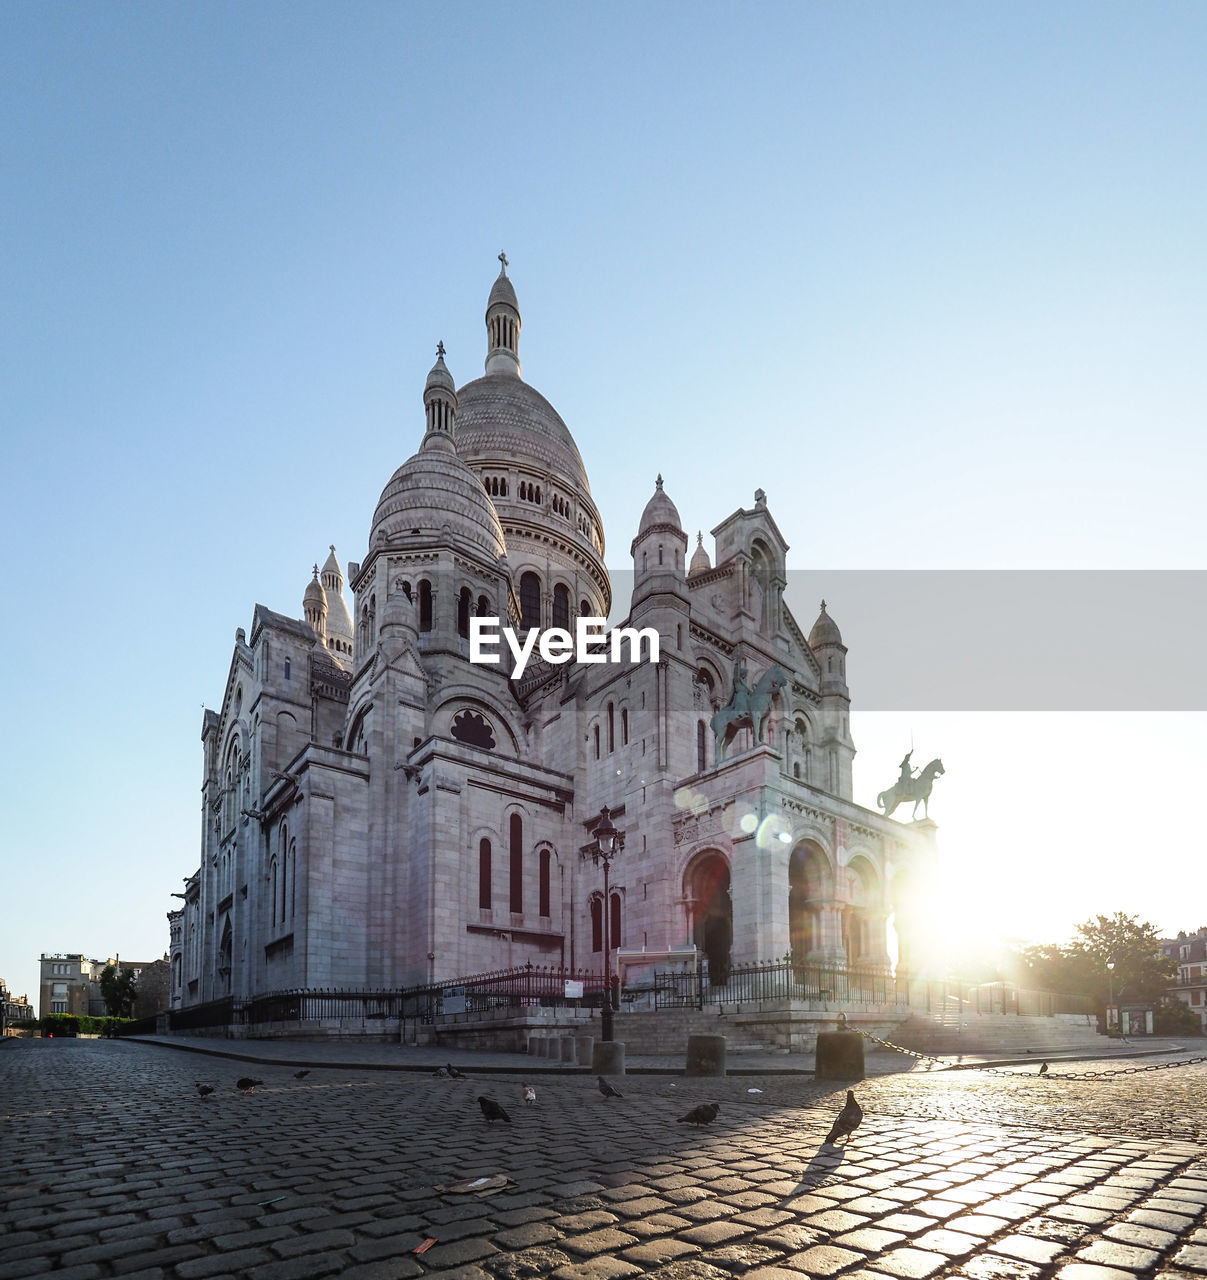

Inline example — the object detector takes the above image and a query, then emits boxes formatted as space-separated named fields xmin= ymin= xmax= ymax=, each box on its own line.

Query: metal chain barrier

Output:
xmin=849 ymin=1026 xmax=1207 ymax=1079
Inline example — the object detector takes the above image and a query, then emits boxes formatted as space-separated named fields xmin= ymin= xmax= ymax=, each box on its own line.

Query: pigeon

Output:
xmin=478 ymin=1095 xmax=511 ymax=1124
xmin=678 ymin=1102 xmax=720 ymax=1126
xmin=432 ymin=1067 xmax=449 ymax=1078
xmin=236 ymin=1077 xmax=264 ymax=1094
xmin=522 ymin=1084 xmax=537 ymax=1105
xmin=294 ymin=1069 xmax=310 ymax=1080
xmin=195 ymin=1083 xmax=214 ymax=1100
xmin=1038 ymin=1062 xmax=1049 ymax=1075
xmin=598 ymin=1076 xmax=623 ymax=1099
xmin=824 ymin=1090 xmax=863 ymax=1145
xmin=447 ymin=1063 xmax=466 ymax=1079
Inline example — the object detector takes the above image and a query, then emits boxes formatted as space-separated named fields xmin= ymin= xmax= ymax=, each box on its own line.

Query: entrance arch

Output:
xmin=684 ymin=851 xmax=731 ymax=986
xmin=788 ymin=841 xmax=833 ymax=967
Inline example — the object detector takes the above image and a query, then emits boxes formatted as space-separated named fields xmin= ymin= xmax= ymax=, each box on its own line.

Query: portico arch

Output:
xmin=684 ymin=850 xmax=731 ymax=986
xmin=788 ymin=840 xmax=839 ymax=968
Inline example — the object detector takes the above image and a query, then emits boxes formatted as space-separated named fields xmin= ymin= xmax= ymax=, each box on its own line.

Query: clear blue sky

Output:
xmin=3 ymin=3 xmax=1205 ymax=1006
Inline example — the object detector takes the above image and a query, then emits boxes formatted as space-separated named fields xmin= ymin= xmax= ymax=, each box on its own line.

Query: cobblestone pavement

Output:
xmin=3 ymin=1039 xmax=1206 ymax=1280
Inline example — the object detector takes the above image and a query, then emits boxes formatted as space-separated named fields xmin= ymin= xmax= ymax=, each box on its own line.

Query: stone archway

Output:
xmin=685 ymin=851 xmax=731 ymax=987
xmin=844 ymin=856 xmax=885 ymax=968
xmin=788 ymin=841 xmax=836 ymax=969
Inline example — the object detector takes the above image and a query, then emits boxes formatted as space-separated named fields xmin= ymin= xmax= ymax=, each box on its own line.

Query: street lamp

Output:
xmin=589 ymin=806 xmax=623 ymax=1042
xmin=1106 ymin=960 xmax=1115 ymax=1029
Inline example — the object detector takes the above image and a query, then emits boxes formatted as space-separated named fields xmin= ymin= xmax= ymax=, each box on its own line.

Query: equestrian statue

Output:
xmin=710 ymin=655 xmax=789 ymax=764
xmin=876 ymin=750 xmax=945 ymax=821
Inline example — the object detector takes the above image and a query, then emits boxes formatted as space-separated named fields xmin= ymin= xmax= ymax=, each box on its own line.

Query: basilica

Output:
xmin=170 ymin=262 xmax=936 ymax=1010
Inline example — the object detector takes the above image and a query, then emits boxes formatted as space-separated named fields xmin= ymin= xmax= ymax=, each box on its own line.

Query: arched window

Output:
xmin=279 ymin=849 xmax=287 ymax=925
xmin=519 ymin=572 xmax=541 ymax=631
xmin=509 ymin=814 xmax=523 ymax=914
xmin=677 ymin=623 xmax=683 ymax=650
xmin=419 ymin=580 xmax=433 ymax=632
xmin=269 ymin=856 xmax=278 ymax=925
xmin=539 ymin=849 xmax=551 ymax=918
xmin=621 ymin=708 xmax=629 ymax=746
xmin=580 ymin=598 xmax=590 ymax=619
xmin=610 ymin=891 xmax=622 ymax=949
xmin=607 ymin=703 xmax=615 ymax=754
xmin=457 ymin=587 xmax=471 ymax=639
xmin=477 ymin=594 xmax=489 ymax=619
xmin=593 ymin=725 xmax=600 ymax=759
xmin=590 ymin=895 xmax=603 ymax=952
xmin=552 ymin=583 xmax=570 ymax=631
xmin=697 ymin=720 xmax=707 ymax=773
xmin=479 ymin=839 xmax=492 ymax=910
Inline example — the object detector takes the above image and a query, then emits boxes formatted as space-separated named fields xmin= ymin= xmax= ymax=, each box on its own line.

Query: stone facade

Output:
xmin=175 ymin=263 xmax=937 ymax=1009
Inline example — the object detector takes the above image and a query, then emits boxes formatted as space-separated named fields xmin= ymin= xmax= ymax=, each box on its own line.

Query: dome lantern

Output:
xmin=423 ymin=341 xmax=458 ymax=442
xmin=485 ymin=252 xmax=521 ymax=377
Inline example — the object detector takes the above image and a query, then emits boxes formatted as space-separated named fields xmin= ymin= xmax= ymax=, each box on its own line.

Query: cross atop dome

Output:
xmin=436 ymin=340 xmax=445 ymax=358
xmin=485 ymin=256 xmax=521 ymax=376
xmin=498 ymin=251 xmax=509 ymax=272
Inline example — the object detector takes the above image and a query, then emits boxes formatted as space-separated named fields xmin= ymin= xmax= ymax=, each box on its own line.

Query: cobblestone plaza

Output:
xmin=3 ymin=1038 xmax=1206 ymax=1280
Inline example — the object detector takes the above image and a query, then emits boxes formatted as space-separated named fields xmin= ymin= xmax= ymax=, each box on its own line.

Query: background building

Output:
xmin=1 ymin=978 xmax=34 ymax=1030
xmin=176 ymin=264 xmax=938 ymax=1008
xmin=38 ymin=952 xmax=170 ymax=1019
xmin=1161 ymin=928 xmax=1207 ymax=1032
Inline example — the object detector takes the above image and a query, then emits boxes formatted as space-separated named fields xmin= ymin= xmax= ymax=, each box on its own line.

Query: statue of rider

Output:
xmin=897 ymin=750 xmax=915 ymax=791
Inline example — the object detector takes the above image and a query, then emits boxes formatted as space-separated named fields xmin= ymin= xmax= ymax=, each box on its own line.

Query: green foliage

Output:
xmin=41 ymin=1013 xmax=80 ymax=1036
xmin=99 ymin=965 xmax=138 ymax=1018
xmin=1018 ymin=912 xmax=1176 ymax=1015
xmin=1153 ymin=996 xmax=1203 ymax=1037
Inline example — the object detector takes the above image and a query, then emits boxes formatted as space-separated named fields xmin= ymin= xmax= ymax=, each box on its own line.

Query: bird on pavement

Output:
xmin=1038 ymin=1062 xmax=1049 ymax=1075
xmin=478 ymin=1095 xmax=511 ymax=1124
xmin=447 ymin=1063 xmax=466 ymax=1079
xmin=195 ymin=1083 xmax=214 ymax=1100
xmin=598 ymin=1076 xmax=623 ymax=1099
xmin=522 ymin=1084 xmax=537 ymax=1105
xmin=678 ymin=1102 xmax=720 ymax=1126
xmin=432 ymin=1067 xmax=449 ymax=1078
xmin=824 ymin=1090 xmax=863 ymax=1145
xmin=294 ymin=1070 xmax=310 ymax=1080
xmin=236 ymin=1077 xmax=264 ymax=1094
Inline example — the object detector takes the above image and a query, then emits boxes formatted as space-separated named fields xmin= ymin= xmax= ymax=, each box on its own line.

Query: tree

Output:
xmin=1073 ymin=912 xmax=1176 ymax=1010
xmin=99 ymin=965 xmax=137 ymax=1018
xmin=1153 ymin=996 xmax=1202 ymax=1037
xmin=1017 ymin=912 xmax=1176 ymax=1022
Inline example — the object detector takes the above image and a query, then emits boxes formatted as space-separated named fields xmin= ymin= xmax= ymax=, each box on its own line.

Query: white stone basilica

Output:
xmin=171 ymin=262 xmax=936 ymax=1009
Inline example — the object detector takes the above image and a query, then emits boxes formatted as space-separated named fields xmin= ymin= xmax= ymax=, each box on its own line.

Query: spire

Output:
xmin=303 ymin=564 xmax=327 ymax=642
xmin=485 ymin=253 xmax=521 ymax=377
xmin=422 ymin=342 xmax=458 ymax=453
xmin=690 ymin=530 xmax=712 ymax=575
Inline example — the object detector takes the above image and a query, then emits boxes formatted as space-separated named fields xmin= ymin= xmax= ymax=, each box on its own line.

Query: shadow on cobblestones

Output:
xmin=2 ymin=1039 xmax=1205 ymax=1280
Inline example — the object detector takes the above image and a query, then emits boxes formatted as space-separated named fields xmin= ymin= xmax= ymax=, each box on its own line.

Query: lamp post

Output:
xmin=589 ymin=806 xmax=623 ymax=1042
xmin=1106 ymin=960 xmax=1115 ymax=1030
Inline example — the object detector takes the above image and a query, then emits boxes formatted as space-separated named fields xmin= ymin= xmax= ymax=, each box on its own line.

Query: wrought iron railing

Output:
xmin=123 ymin=961 xmax=1089 ymax=1035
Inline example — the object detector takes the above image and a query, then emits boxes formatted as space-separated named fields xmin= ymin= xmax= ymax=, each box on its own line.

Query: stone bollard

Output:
xmin=815 ymin=1031 xmax=865 ymax=1080
xmin=575 ymin=1034 xmax=595 ymax=1067
xmin=528 ymin=1034 xmax=543 ymax=1056
xmin=559 ymin=1036 xmax=577 ymax=1063
xmin=592 ymin=1040 xmax=626 ymax=1075
xmin=685 ymin=1033 xmax=727 ymax=1077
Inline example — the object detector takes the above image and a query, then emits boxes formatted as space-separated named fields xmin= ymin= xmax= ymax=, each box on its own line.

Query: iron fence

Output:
xmin=126 ymin=961 xmax=1089 ymax=1035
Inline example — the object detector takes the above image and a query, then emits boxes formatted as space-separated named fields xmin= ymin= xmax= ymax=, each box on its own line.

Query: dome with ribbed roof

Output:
xmin=370 ymin=431 xmax=507 ymax=563
xmin=487 ymin=270 xmax=519 ymax=314
xmin=808 ymin=599 xmax=843 ymax=649
xmin=303 ymin=567 xmax=325 ymax=606
xmin=638 ymin=475 xmax=682 ymax=536
xmin=454 ymin=374 xmax=590 ymax=493
xmin=689 ymin=531 xmax=712 ymax=575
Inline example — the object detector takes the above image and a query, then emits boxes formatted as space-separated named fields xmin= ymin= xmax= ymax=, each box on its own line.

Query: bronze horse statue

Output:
xmin=876 ymin=758 xmax=944 ymax=821
xmin=710 ymin=663 xmax=789 ymax=764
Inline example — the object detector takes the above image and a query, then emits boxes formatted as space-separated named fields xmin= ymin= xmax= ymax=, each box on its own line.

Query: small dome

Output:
xmin=370 ymin=432 xmax=507 ymax=563
xmin=638 ymin=475 xmax=682 ymax=537
xmin=689 ymin=531 xmax=711 ymax=575
xmin=425 ymin=345 xmax=456 ymax=395
xmin=808 ymin=599 xmax=843 ymax=649
xmin=304 ymin=567 xmax=325 ymax=605
xmin=321 ymin=546 xmax=354 ymax=645
xmin=487 ymin=268 xmax=519 ymax=314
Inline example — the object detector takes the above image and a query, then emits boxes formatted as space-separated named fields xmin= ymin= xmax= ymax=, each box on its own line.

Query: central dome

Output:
xmin=454 ymin=374 xmax=590 ymax=495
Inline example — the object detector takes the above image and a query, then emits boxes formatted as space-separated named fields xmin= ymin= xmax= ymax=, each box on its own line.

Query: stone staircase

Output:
xmin=891 ymin=1003 xmax=1105 ymax=1056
